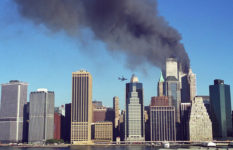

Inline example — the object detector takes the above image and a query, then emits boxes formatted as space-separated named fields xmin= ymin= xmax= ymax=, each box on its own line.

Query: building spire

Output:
xmin=159 ymin=71 xmax=165 ymax=82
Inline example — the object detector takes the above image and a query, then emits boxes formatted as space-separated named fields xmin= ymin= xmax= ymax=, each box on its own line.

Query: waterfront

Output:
xmin=0 ymin=145 xmax=233 ymax=150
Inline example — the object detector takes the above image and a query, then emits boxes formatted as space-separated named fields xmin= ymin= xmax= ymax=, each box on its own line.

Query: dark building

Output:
xmin=105 ymin=108 xmax=115 ymax=122
xmin=164 ymin=76 xmax=181 ymax=140
xmin=180 ymin=103 xmax=191 ymax=141
xmin=61 ymin=103 xmax=71 ymax=143
xmin=54 ymin=112 xmax=61 ymax=140
xmin=144 ymin=106 xmax=150 ymax=141
xmin=209 ymin=79 xmax=232 ymax=139
xmin=23 ymin=102 xmax=30 ymax=143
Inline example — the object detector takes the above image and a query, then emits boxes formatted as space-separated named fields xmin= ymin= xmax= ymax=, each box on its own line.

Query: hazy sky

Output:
xmin=0 ymin=0 xmax=233 ymax=109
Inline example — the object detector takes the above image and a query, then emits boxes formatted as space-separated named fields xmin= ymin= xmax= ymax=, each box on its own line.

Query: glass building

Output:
xmin=165 ymin=76 xmax=181 ymax=124
xmin=125 ymin=74 xmax=145 ymax=141
xmin=209 ymin=79 xmax=232 ymax=139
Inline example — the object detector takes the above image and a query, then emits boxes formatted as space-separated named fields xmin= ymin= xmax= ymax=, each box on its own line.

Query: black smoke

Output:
xmin=13 ymin=0 xmax=190 ymax=72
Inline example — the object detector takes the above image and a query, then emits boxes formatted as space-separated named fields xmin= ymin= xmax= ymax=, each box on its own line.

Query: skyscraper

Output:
xmin=28 ymin=88 xmax=54 ymax=143
xmin=113 ymin=96 xmax=120 ymax=128
xmin=164 ymin=58 xmax=181 ymax=124
xmin=165 ymin=58 xmax=178 ymax=79
xmin=62 ymin=103 xmax=71 ymax=143
xmin=209 ymin=79 xmax=232 ymax=139
xmin=188 ymin=69 xmax=196 ymax=101
xmin=164 ymin=76 xmax=181 ymax=124
xmin=0 ymin=80 xmax=28 ymax=143
xmin=54 ymin=112 xmax=61 ymax=140
xmin=180 ymin=103 xmax=191 ymax=140
xmin=150 ymin=96 xmax=176 ymax=141
xmin=189 ymin=97 xmax=212 ymax=141
xmin=125 ymin=74 xmax=145 ymax=141
xmin=71 ymin=70 xmax=93 ymax=144
xmin=113 ymin=96 xmax=120 ymax=141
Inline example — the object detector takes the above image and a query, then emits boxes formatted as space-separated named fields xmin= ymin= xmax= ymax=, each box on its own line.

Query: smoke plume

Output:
xmin=14 ymin=0 xmax=190 ymax=73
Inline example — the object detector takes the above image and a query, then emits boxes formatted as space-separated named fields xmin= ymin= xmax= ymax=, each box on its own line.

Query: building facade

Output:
xmin=113 ymin=96 xmax=120 ymax=128
xmin=0 ymin=80 xmax=28 ymax=143
xmin=164 ymin=76 xmax=181 ymax=124
xmin=125 ymin=74 xmax=145 ymax=141
xmin=189 ymin=97 xmax=212 ymax=141
xmin=150 ymin=106 xmax=176 ymax=141
xmin=209 ymin=79 xmax=232 ymax=139
xmin=28 ymin=89 xmax=54 ymax=143
xmin=93 ymin=107 xmax=106 ymax=122
xmin=71 ymin=70 xmax=93 ymax=144
xmin=62 ymin=103 xmax=71 ymax=143
xmin=54 ymin=112 xmax=61 ymax=140
xmin=151 ymin=96 xmax=169 ymax=106
xmin=188 ymin=69 xmax=196 ymax=102
xmin=180 ymin=103 xmax=191 ymax=140
xmin=92 ymin=122 xmax=113 ymax=142
xmin=165 ymin=58 xmax=178 ymax=79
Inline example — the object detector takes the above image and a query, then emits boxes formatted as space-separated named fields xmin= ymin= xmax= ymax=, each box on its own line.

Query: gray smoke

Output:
xmin=14 ymin=0 xmax=190 ymax=72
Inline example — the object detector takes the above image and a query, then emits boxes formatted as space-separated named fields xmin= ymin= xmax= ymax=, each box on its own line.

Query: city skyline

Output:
xmin=0 ymin=0 xmax=233 ymax=110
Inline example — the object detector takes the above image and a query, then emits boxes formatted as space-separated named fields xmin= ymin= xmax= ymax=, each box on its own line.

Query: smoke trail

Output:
xmin=13 ymin=0 xmax=190 ymax=72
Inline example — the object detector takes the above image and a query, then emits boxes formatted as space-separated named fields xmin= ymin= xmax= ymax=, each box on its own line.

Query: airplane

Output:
xmin=118 ymin=76 xmax=127 ymax=81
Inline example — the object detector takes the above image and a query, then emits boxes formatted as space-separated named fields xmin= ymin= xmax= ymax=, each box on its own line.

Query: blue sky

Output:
xmin=0 ymin=0 xmax=233 ymax=109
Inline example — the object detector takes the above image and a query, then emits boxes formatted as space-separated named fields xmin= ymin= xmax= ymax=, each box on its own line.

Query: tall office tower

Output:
xmin=125 ymin=74 xmax=145 ymax=141
xmin=113 ymin=96 xmax=120 ymax=141
xmin=23 ymin=102 xmax=30 ymax=143
xmin=0 ymin=80 xmax=28 ymax=143
xmin=144 ymin=106 xmax=150 ymax=141
xmin=157 ymin=72 xmax=165 ymax=96
xmin=54 ymin=112 xmax=61 ymax=140
xmin=209 ymin=79 xmax=232 ymax=139
xmin=189 ymin=97 xmax=212 ymax=141
xmin=62 ymin=103 xmax=71 ymax=143
xmin=165 ymin=77 xmax=181 ymax=124
xmin=71 ymin=70 xmax=93 ymax=144
xmin=180 ymin=103 xmax=191 ymax=140
xmin=113 ymin=96 xmax=120 ymax=128
xmin=119 ymin=110 xmax=125 ymax=141
xmin=188 ymin=69 xmax=196 ymax=101
xmin=166 ymin=58 xmax=178 ymax=79
xmin=180 ymin=74 xmax=189 ymax=103
xmin=150 ymin=97 xmax=176 ymax=141
xmin=28 ymin=89 xmax=54 ymax=143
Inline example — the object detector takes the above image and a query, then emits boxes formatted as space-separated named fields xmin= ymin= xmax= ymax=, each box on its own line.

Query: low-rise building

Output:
xmin=92 ymin=122 xmax=113 ymax=142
